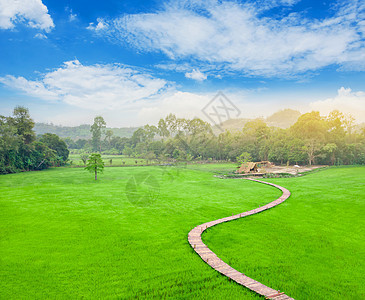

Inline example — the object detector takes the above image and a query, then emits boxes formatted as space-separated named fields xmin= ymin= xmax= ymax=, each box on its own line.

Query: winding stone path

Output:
xmin=188 ymin=178 xmax=294 ymax=300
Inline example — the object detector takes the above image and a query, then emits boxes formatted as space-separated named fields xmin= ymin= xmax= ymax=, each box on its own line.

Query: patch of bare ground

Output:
xmin=259 ymin=165 xmax=327 ymax=175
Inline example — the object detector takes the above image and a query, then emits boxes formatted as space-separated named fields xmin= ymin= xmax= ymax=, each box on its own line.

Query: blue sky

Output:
xmin=0 ymin=0 xmax=364 ymax=126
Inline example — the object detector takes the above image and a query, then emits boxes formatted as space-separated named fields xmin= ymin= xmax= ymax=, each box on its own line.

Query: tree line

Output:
xmin=70 ymin=111 xmax=365 ymax=166
xmin=4 ymin=107 xmax=363 ymax=175
xmin=0 ymin=107 xmax=69 ymax=174
xmin=34 ymin=122 xmax=137 ymax=140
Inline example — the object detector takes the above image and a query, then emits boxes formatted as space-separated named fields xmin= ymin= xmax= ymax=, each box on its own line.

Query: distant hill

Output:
xmin=212 ymin=109 xmax=302 ymax=134
xmin=34 ymin=123 xmax=139 ymax=140
xmin=265 ymin=109 xmax=302 ymax=128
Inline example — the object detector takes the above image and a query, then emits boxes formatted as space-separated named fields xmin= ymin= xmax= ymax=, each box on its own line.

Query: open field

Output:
xmin=1 ymin=165 xmax=364 ymax=299
xmin=68 ymin=154 xmax=155 ymax=167
xmin=0 ymin=165 xmax=276 ymax=299
xmin=204 ymin=166 xmax=365 ymax=299
xmin=68 ymin=154 xmax=237 ymax=169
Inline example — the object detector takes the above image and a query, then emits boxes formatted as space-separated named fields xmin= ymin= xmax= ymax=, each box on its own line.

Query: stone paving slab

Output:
xmin=187 ymin=178 xmax=294 ymax=300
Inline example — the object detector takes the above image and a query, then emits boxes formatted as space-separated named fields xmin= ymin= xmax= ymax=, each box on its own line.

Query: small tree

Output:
xmin=80 ymin=153 xmax=89 ymax=166
xmin=236 ymin=152 xmax=252 ymax=167
xmin=123 ymin=146 xmax=133 ymax=157
xmin=85 ymin=153 xmax=104 ymax=180
xmin=145 ymin=152 xmax=156 ymax=165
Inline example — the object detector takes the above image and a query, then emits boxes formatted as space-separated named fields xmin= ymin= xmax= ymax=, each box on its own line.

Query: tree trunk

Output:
xmin=331 ymin=153 xmax=335 ymax=165
xmin=95 ymin=168 xmax=97 ymax=180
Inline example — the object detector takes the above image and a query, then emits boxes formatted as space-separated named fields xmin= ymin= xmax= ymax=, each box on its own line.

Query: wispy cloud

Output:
xmin=88 ymin=0 xmax=365 ymax=78
xmin=310 ymin=87 xmax=365 ymax=122
xmin=185 ymin=69 xmax=207 ymax=81
xmin=0 ymin=60 xmax=171 ymax=110
xmin=0 ymin=0 xmax=54 ymax=32
xmin=253 ymin=0 xmax=302 ymax=10
xmin=65 ymin=7 xmax=77 ymax=22
xmin=34 ymin=32 xmax=47 ymax=39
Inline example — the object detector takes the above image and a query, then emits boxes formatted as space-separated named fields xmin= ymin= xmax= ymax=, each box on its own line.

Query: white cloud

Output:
xmin=12 ymin=86 xmax=303 ymax=127
xmin=279 ymin=0 xmax=300 ymax=5
xmin=2 ymin=61 xmax=364 ymax=126
xmin=65 ymin=7 xmax=77 ymax=22
xmin=87 ymin=18 xmax=108 ymax=31
xmin=136 ymin=91 xmax=211 ymax=124
xmin=185 ymin=69 xmax=207 ymax=81
xmin=0 ymin=0 xmax=54 ymax=31
xmin=89 ymin=0 xmax=365 ymax=77
xmin=69 ymin=12 xmax=77 ymax=22
xmin=0 ymin=74 xmax=58 ymax=100
xmin=34 ymin=32 xmax=46 ymax=39
xmin=0 ymin=60 xmax=171 ymax=111
xmin=310 ymin=87 xmax=365 ymax=122
xmin=253 ymin=0 xmax=301 ymax=10
xmin=136 ymin=89 xmax=297 ymax=126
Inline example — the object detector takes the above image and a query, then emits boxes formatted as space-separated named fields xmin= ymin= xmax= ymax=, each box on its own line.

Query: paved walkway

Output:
xmin=188 ymin=178 xmax=294 ymax=300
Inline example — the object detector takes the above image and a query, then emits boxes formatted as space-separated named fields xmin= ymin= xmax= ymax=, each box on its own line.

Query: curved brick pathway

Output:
xmin=188 ymin=178 xmax=294 ymax=300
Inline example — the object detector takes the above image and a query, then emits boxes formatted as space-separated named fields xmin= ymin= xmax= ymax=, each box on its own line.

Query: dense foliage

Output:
xmin=70 ymin=111 xmax=365 ymax=166
xmin=0 ymin=107 xmax=69 ymax=174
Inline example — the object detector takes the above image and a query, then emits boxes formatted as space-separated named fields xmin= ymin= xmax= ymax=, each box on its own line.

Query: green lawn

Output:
xmin=68 ymin=153 xmax=237 ymax=169
xmin=0 ymin=165 xmax=364 ymax=299
xmin=68 ymin=154 xmax=154 ymax=167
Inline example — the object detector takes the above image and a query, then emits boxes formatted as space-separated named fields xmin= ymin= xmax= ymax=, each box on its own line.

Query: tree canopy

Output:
xmin=91 ymin=116 xmax=106 ymax=152
xmin=0 ymin=107 xmax=69 ymax=174
xmin=85 ymin=153 xmax=104 ymax=180
xmin=84 ymin=111 xmax=363 ymax=166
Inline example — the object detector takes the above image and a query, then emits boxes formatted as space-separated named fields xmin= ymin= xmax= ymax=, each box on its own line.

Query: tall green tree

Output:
xmin=158 ymin=118 xmax=170 ymax=138
xmin=0 ymin=115 xmax=22 ymax=173
xmin=241 ymin=119 xmax=270 ymax=161
xmin=12 ymin=106 xmax=35 ymax=144
xmin=291 ymin=112 xmax=327 ymax=165
xmin=105 ymin=129 xmax=113 ymax=144
xmin=91 ymin=116 xmax=106 ymax=152
xmin=39 ymin=133 xmax=69 ymax=163
xmin=322 ymin=143 xmax=338 ymax=165
xmin=0 ymin=107 xmax=68 ymax=173
xmin=85 ymin=153 xmax=104 ymax=180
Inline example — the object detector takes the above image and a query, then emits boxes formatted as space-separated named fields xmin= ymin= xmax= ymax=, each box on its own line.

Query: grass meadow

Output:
xmin=0 ymin=165 xmax=364 ymax=299
xmin=68 ymin=154 xmax=156 ymax=167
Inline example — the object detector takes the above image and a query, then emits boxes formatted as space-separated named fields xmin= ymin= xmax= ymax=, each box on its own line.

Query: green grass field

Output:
xmin=68 ymin=153 xmax=238 ymax=170
xmin=68 ymin=154 xmax=154 ymax=167
xmin=0 ymin=165 xmax=364 ymax=299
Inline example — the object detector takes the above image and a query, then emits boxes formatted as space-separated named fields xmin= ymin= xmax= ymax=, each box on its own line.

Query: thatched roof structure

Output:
xmin=237 ymin=162 xmax=258 ymax=174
